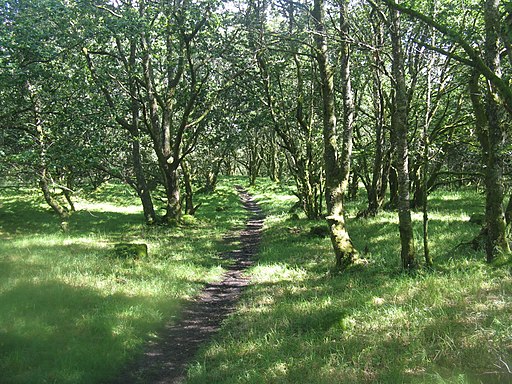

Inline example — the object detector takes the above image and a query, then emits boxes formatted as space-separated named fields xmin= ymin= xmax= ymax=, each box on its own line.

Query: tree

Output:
xmin=389 ymin=3 xmax=416 ymax=269
xmin=0 ymin=0 xmax=102 ymax=228
xmin=313 ymin=0 xmax=357 ymax=270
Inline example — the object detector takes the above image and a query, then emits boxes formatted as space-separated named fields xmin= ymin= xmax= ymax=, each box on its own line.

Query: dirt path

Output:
xmin=112 ymin=186 xmax=264 ymax=384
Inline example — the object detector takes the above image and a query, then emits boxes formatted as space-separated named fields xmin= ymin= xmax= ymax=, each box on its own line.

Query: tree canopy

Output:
xmin=1 ymin=0 xmax=511 ymax=268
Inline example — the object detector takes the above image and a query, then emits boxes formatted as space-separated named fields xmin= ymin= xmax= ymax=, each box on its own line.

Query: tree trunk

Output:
xmin=313 ymin=0 xmax=357 ymax=271
xmin=505 ymin=193 xmax=512 ymax=226
xmin=131 ymin=119 xmax=156 ymax=225
xmin=29 ymin=82 xmax=70 ymax=230
xmin=39 ymin=173 xmax=69 ymax=220
xmin=467 ymin=0 xmax=510 ymax=262
xmin=182 ymin=161 xmax=196 ymax=215
xmin=367 ymin=86 xmax=386 ymax=214
xmin=162 ymin=167 xmax=181 ymax=223
xmin=390 ymin=5 xmax=416 ymax=270
xmin=482 ymin=0 xmax=510 ymax=260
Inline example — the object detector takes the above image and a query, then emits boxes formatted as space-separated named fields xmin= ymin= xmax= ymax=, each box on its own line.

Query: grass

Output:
xmin=0 ymin=180 xmax=247 ymax=384
xmin=187 ymin=178 xmax=512 ymax=384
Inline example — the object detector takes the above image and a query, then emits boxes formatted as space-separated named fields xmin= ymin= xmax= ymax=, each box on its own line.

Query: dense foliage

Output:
xmin=1 ymin=0 xmax=511 ymax=263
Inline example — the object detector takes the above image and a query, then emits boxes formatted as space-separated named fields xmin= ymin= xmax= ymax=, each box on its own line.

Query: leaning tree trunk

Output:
xmin=29 ymin=82 xmax=70 ymax=231
xmin=313 ymin=0 xmax=357 ymax=271
xmin=390 ymin=6 xmax=416 ymax=270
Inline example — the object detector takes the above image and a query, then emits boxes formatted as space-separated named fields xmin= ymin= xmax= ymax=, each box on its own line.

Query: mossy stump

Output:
xmin=113 ymin=243 xmax=148 ymax=259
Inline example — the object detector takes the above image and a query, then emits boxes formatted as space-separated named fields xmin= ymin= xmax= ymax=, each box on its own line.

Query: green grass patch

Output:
xmin=187 ymin=178 xmax=512 ymax=384
xmin=0 ymin=180 xmax=247 ymax=383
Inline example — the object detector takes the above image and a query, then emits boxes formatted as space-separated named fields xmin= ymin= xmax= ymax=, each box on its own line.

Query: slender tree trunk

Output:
xmin=505 ymin=193 xmax=512 ymax=226
xmin=313 ymin=0 xmax=357 ymax=270
xmin=63 ymin=176 xmax=76 ymax=212
xmin=422 ymin=23 xmax=434 ymax=267
xmin=390 ymin=6 xmax=416 ymax=269
xmin=29 ymin=83 xmax=70 ymax=230
xmin=84 ymin=39 xmax=156 ymax=225
xmin=39 ymin=173 xmax=69 ymax=220
xmin=131 ymin=135 xmax=156 ymax=225
xmin=130 ymin=97 xmax=156 ymax=225
xmin=366 ymin=32 xmax=386 ymax=216
xmin=182 ymin=161 xmax=195 ymax=215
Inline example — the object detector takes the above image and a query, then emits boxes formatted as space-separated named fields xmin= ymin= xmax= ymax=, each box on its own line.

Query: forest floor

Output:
xmin=112 ymin=186 xmax=265 ymax=384
xmin=1 ymin=178 xmax=511 ymax=383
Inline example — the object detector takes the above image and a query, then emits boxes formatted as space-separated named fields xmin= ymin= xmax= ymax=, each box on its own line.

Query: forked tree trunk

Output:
xmin=313 ymin=0 xmax=357 ymax=271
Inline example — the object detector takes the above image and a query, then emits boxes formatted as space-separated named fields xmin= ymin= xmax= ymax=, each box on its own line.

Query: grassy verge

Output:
xmin=0 ymin=180 xmax=247 ymax=384
xmin=187 ymin=178 xmax=512 ymax=384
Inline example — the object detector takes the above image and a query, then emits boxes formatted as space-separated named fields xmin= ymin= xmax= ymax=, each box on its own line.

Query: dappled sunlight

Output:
xmin=8 ymin=234 xmax=111 ymax=251
xmin=188 ymin=181 xmax=512 ymax=384
xmin=251 ymin=263 xmax=307 ymax=284
xmin=75 ymin=201 xmax=143 ymax=214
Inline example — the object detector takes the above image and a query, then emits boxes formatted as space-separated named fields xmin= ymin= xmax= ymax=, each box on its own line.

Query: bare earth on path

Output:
xmin=111 ymin=186 xmax=264 ymax=384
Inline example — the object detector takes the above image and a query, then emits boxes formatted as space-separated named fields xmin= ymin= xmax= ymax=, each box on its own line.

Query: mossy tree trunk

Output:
xmin=482 ymin=0 xmax=510 ymax=260
xmin=467 ymin=0 xmax=510 ymax=262
xmin=390 ymin=5 xmax=416 ymax=270
xmin=313 ymin=0 xmax=357 ymax=271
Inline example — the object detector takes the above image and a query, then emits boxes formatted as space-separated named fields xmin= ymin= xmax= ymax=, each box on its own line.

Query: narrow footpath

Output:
xmin=113 ymin=186 xmax=264 ymax=384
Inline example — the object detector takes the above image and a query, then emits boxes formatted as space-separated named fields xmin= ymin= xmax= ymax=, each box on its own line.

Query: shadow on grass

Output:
xmin=0 ymin=280 xmax=174 ymax=384
xmin=0 ymin=179 xmax=257 ymax=384
xmin=0 ymin=199 xmax=145 ymax=238
xmin=186 ymin=182 xmax=511 ymax=384
xmin=189 ymin=262 xmax=512 ymax=383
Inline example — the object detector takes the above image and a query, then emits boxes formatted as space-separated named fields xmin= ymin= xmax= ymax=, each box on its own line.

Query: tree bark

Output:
xmin=390 ymin=5 xmax=416 ymax=269
xmin=366 ymin=14 xmax=387 ymax=217
xmin=482 ymin=0 xmax=510 ymax=260
xmin=505 ymin=193 xmax=512 ymax=226
xmin=313 ymin=0 xmax=357 ymax=270
xmin=182 ymin=161 xmax=196 ymax=215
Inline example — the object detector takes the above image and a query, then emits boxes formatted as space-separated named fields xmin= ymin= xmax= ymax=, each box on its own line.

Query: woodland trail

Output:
xmin=112 ymin=186 xmax=264 ymax=384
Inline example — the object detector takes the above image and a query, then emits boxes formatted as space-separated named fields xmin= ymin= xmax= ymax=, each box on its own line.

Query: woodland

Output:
xmin=1 ymin=0 xmax=512 ymax=382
